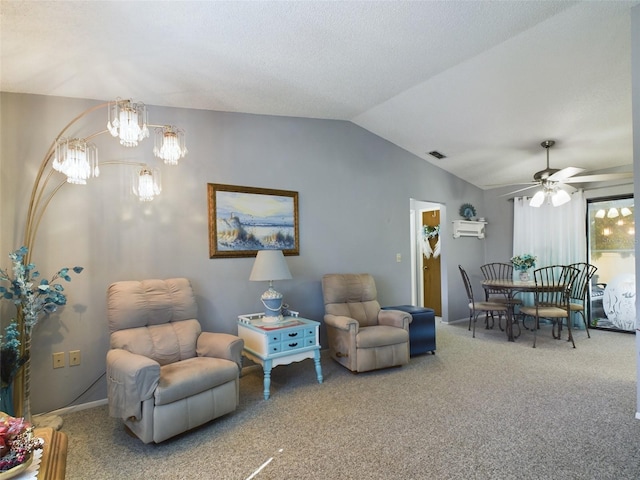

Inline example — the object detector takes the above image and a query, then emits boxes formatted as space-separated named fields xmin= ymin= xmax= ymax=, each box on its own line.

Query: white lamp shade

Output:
xmin=529 ymin=190 xmax=545 ymax=208
xmin=620 ymin=207 xmax=633 ymax=217
xmin=551 ymin=189 xmax=571 ymax=207
xmin=607 ymin=207 xmax=619 ymax=218
xmin=249 ymin=250 xmax=292 ymax=282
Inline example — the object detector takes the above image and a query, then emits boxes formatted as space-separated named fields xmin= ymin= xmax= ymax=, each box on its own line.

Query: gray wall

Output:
xmin=1 ymin=92 xmax=486 ymax=414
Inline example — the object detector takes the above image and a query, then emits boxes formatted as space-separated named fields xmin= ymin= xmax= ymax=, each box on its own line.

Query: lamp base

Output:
xmin=33 ymin=413 xmax=63 ymax=430
xmin=261 ymin=294 xmax=283 ymax=319
xmin=261 ymin=315 xmax=282 ymax=324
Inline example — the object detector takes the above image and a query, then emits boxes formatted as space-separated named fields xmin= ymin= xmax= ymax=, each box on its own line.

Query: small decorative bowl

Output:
xmin=0 ymin=453 xmax=32 ymax=480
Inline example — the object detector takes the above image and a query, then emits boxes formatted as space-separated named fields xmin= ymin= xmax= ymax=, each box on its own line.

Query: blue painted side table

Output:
xmin=237 ymin=313 xmax=323 ymax=399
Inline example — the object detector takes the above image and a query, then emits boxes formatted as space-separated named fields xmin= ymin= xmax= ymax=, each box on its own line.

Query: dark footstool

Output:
xmin=382 ymin=305 xmax=436 ymax=356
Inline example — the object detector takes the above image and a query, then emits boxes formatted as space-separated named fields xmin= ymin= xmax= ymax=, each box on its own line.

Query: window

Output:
xmin=587 ymin=195 xmax=635 ymax=332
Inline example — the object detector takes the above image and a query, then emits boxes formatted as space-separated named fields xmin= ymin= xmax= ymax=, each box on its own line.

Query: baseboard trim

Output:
xmin=35 ymin=398 xmax=108 ymax=418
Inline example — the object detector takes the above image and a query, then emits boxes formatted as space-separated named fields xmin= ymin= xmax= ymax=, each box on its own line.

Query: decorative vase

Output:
xmin=0 ymin=384 xmax=15 ymax=417
xmin=12 ymin=326 xmax=32 ymax=423
xmin=519 ymin=271 xmax=530 ymax=281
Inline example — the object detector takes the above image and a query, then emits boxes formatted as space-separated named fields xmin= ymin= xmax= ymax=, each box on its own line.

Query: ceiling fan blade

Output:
xmin=558 ymin=183 xmax=577 ymax=194
xmin=484 ymin=181 xmax=536 ymax=189
xmin=563 ymin=172 xmax=633 ymax=183
xmin=547 ymin=167 xmax=585 ymax=182
xmin=499 ymin=184 xmax=540 ymax=197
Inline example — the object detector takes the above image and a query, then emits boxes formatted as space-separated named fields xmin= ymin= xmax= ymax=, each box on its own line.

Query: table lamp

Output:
xmin=249 ymin=250 xmax=292 ymax=322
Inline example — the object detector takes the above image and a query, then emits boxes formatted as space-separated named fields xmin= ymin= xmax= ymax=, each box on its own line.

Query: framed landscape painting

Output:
xmin=208 ymin=183 xmax=299 ymax=258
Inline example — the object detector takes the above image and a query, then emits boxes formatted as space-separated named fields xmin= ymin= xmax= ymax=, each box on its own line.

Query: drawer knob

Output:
xmin=288 ymin=332 xmax=298 ymax=337
xmin=288 ymin=342 xmax=298 ymax=347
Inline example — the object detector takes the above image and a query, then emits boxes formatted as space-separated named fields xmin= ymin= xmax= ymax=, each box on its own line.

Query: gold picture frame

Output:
xmin=208 ymin=183 xmax=299 ymax=258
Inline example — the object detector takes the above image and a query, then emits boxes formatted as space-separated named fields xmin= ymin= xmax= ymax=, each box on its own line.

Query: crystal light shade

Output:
xmin=52 ymin=138 xmax=99 ymax=184
xmin=107 ymin=98 xmax=149 ymax=147
xmin=132 ymin=167 xmax=161 ymax=202
xmin=154 ymin=126 xmax=188 ymax=165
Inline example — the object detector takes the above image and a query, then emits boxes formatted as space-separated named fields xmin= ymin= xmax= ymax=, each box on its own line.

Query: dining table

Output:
xmin=481 ymin=278 xmax=567 ymax=342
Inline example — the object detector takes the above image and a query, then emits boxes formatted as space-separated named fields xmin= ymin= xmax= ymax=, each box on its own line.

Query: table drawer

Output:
xmin=281 ymin=338 xmax=304 ymax=351
xmin=282 ymin=328 xmax=305 ymax=342
xmin=267 ymin=332 xmax=282 ymax=344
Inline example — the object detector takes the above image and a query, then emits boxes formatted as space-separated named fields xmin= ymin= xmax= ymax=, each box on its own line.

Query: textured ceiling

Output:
xmin=1 ymin=0 xmax=637 ymax=190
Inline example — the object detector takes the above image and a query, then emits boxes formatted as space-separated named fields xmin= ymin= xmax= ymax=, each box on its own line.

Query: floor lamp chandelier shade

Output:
xmin=132 ymin=167 xmax=161 ymax=202
xmin=107 ymin=98 xmax=149 ymax=147
xmin=154 ymin=125 xmax=187 ymax=165
xmin=52 ymin=137 xmax=99 ymax=184
xmin=10 ymin=96 xmax=189 ymax=420
xmin=25 ymin=97 xmax=189 ymax=258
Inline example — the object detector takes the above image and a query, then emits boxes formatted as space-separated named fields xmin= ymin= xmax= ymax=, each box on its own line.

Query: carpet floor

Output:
xmin=60 ymin=320 xmax=640 ymax=479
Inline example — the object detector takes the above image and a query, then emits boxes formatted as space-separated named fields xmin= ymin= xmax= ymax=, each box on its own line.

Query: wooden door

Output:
xmin=422 ymin=210 xmax=442 ymax=315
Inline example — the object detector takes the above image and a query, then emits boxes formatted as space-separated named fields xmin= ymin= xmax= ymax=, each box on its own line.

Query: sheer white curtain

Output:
xmin=513 ymin=190 xmax=586 ymax=267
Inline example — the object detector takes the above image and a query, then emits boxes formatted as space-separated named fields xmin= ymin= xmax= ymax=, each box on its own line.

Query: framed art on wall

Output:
xmin=208 ymin=183 xmax=299 ymax=258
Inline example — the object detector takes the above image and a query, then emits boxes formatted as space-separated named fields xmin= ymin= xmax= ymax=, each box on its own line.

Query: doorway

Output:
xmin=410 ymin=199 xmax=446 ymax=319
xmin=422 ymin=209 xmax=442 ymax=315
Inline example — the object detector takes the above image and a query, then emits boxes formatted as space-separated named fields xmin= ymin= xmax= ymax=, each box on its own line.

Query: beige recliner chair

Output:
xmin=321 ymin=274 xmax=411 ymax=372
xmin=106 ymin=278 xmax=244 ymax=443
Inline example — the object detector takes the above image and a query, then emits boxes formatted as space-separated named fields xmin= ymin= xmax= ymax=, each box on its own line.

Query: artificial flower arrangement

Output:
xmin=0 ymin=412 xmax=43 ymax=473
xmin=421 ymin=224 xmax=441 ymax=259
xmin=0 ymin=246 xmax=83 ymax=418
xmin=510 ymin=254 xmax=537 ymax=272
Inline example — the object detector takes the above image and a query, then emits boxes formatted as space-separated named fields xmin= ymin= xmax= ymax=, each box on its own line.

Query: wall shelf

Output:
xmin=452 ymin=220 xmax=487 ymax=239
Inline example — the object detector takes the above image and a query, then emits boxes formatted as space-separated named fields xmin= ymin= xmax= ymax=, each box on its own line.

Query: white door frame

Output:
xmin=410 ymin=199 xmax=448 ymax=322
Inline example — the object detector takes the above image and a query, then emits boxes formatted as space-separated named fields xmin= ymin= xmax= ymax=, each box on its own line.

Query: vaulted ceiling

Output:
xmin=1 ymin=1 xmax=637 ymax=190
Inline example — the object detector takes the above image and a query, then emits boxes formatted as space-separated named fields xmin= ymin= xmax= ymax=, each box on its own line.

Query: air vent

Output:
xmin=428 ymin=151 xmax=446 ymax=159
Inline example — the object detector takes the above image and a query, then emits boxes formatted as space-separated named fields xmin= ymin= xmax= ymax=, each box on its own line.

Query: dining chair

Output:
xmin=459 ymin=265 xmax=510 ymax=338
xmin=480 ymin=262 xmax=523 ymax=331
xmin=565 ymin=262 xmax=597 ymax=337
xmin=519 ymin=265 xmax=579 ymax=348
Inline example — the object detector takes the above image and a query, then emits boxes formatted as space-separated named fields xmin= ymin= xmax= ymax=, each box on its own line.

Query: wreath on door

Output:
xmin=422 ymin=224 xmax=441 ymax=259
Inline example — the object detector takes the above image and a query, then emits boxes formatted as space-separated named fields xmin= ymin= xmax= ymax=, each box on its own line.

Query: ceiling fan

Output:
xmin=502 ymin=140 xmax=633 ymax=207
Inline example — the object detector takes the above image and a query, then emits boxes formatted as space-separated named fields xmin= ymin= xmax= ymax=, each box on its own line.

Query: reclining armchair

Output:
xmin=106 ymin=278 xmax=244 ymax=443
xmin=321 ymin=274 xmax=411 ymax=372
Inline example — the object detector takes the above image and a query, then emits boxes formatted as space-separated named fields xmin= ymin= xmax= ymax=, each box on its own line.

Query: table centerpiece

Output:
xmin=511 ymin=254 xmax=537 ymax=281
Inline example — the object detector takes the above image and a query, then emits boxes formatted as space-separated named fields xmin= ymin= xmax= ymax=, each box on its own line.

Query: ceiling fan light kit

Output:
xmin=528 ymin=140 xmax=574 ymax=208
xmin=497 ymin=139 xmax=633 ymax=208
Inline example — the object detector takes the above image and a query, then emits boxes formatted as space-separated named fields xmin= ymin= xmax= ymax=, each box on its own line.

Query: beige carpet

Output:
xmin=60 ymin=321 xmax=639 ymax=479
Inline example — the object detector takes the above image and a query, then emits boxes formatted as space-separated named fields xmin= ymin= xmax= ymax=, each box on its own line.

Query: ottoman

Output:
xmin=382 ymin=305 xmax=436 ymax=356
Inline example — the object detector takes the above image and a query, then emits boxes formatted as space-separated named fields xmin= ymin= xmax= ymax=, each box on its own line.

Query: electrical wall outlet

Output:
xmin=69 ymin=350 xmax=81 ymax=366
xmin=53 ymin=352 xmax=65 ymax=369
